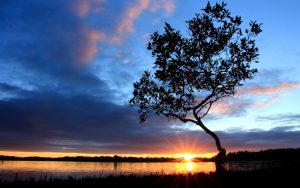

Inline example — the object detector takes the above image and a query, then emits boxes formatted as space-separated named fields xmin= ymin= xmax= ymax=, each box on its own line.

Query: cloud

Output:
xmin=219 ymin=127 xmax=300 ymax=152
xmin=238 ymin=82 xmax=300 ymax=95
xmin=257 ymin=114 xmax=300 ymax=126
xmin=0 ymin=0 xmax=113 ymax=100
xmin=0 ymin=93 xmax=299 ymax=154
xmin=0 ymin=90 xmax=172 ymax=154
xmin=0 ymin=0 xmax=177 ymax=101
xmin=110 ymin=0 xmax=150 ymax=44
xmin=119 ymin=0 xmax=149 ymax=34
xmin=150 ymin=0 xmax=176 ymax=14
xmin=205 ymin=81 xmax=300 ymax=118
xmin=0 ymin=82 xmax=33 ymax=100
xmin=74 ymin=0 xmax=106 ymax=17
xmin=110 ymin=0 xmax=176 ymax=44
xmin=191 ymin=67 xmax=300 ymax=119
xmin=209 ymin=96 xmax=280 ymax=118
xmin=210 ymin=98 xmax=251 ymax=116
xmin=0 ymin=0 xmax=106 ymax=76
xmin=80 ymin=28 xmax=105 ymax=64
xmin=0 ymin=78 xmax=299 ymax=155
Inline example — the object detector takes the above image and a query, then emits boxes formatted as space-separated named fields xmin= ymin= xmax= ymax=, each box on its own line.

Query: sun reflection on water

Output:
xmin=185 ymin=162 xmax=193 ymax=172
xmin=174 ymin=161 xmax=215 ymax=174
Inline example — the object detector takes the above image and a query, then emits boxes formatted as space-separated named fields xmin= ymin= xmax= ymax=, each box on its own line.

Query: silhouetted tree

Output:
xmin=129 ymin=2 xmax=262 ymax=167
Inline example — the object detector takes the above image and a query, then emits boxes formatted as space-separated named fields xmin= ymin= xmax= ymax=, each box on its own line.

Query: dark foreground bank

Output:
xmin=1 ymin=167 xmax=300 ymax=188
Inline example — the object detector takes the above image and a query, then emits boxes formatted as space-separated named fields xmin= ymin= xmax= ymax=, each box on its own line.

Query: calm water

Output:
xmin=0 ymin=160 xmax=289 ymax=181
xmin=0 ymin=161 xmax=215 ymax=181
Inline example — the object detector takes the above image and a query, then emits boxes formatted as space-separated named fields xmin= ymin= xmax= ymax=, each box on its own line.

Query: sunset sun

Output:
xmin=177 ymin=154 xmax=194 ymax=161
xmin=184 ymin=154 xmax=192 ymax=161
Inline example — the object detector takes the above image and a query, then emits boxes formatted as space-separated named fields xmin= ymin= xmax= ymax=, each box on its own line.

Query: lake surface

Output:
xmin=0 ymin=160 xmax=292 ymax=181
xmin=0 ymin=161 xmax=215 ymax=181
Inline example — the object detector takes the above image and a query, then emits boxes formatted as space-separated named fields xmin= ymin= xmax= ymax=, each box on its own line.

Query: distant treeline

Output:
xmin=1 ymin=148 xmax=300 ymax=162
xmin=0 ymin=155 xmax=177 ymax=162
xmin=225 ymin=148 xmax=300 ymax=161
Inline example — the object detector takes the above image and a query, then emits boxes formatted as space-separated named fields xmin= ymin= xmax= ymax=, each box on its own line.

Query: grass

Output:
xmin=1 ymin=167 xmax=300 ymax=188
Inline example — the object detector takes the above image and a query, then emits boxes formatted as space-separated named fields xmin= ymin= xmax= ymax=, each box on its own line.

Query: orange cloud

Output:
xmin=120 ymin=0 xmax=149 ymax=34
xmin=74 ymin=0 xmax=105 ymax=17
xmin=238 ymin=82 xmax=300 ymax=95
xmin=210 ymin=96 xmax=280 ymax=116
xmin=110 ymin=0 xmax=149 ymax=44
xmin=210 ymin=98 xmax=250 ymax=115
xmin=78 ymin=28 xmax=105 ymax=64
xmin=110 ymin=0 xmax=175 ymax=44
xmin=74 ymin=0 xmax=176 ymax=46
xmin=202 ymin=82 xmax=300 ymax=117
xmin=253 ymin=97 xmax=280 ymax=108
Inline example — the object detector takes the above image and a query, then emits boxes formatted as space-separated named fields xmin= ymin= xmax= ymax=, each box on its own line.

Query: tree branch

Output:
xmin=193 ymin=92 xmax=215 ymax=112
xmin=161 ymin=112 xmax=198 ymax=124
xmin=198 ymin=101 xmax=213 ymax=119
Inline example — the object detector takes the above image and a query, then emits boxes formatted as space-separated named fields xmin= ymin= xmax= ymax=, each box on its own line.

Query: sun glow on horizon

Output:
xmin=176 ymin=154 xmax=195 ymax=161
xmin=0 ymin=150 xmax=216 ymax=158
xmin=184 ymin=154 xmax=192 ymax=161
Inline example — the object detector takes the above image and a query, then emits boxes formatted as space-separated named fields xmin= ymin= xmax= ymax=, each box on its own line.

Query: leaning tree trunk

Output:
xmin=197 ymin=120 xmax=226 ymax=172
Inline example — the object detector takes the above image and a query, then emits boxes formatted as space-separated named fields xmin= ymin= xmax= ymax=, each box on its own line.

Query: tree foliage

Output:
xmin=130 ymin=2 xmax=262 ymax=124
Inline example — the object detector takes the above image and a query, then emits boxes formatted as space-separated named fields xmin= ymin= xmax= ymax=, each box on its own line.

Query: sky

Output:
xmin=0 ymin=0 xmax=300 ymax=157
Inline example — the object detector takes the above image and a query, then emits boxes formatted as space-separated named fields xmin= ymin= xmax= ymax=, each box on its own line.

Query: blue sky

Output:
xmin=0 ymin=0 xmax=299 ymax=156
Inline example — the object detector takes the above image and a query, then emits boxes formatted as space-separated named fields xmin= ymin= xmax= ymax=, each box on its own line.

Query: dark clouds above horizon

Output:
xmin=0 ymin=0 xmax=300 ymax=155
xmin=1 ymin=93 xmax=300 ymax=154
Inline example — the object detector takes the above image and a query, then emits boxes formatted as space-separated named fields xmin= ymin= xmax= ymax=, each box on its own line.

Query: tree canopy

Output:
xmin=130 ymin=2 xmax=261 ymax=124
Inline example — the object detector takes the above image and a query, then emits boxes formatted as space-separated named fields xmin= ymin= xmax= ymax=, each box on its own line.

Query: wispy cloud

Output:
xmin=74 ymin=0 xmax=106 ymax=17
xmin=257 ymin=114 xmax=300 ymax=125
xmin=220 ymin=127 xmax=300 ymax=152
xmin=150 ymin=0 xmax=175 ymax=14
xmin=210 ymin=98 xmax=251 ymax=116
xmin=238 ymin=82 xmax=300 ymax=95
xmin=207 ymin=81 xmax=300 ymax=118
xmin=79 ymin=28 xmax=105 ymax=64
xmin=110 ymin=0 xmax=176 ymax=44
xmin=110 ymin=0 xmax=150 ymax=44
